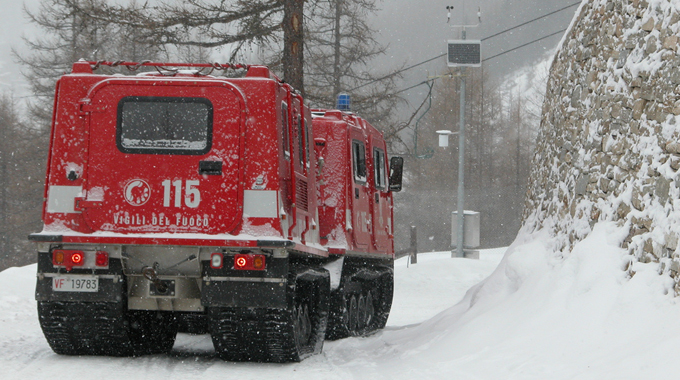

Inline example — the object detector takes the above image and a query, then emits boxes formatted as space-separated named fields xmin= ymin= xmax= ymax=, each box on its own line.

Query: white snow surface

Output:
xmin=3 ymin=223 xmax=680 ymax=379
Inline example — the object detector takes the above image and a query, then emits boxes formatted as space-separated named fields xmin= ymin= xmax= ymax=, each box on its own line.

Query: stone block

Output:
xmin=642 ymin=18 xmax=655 ymax=32
xmin=655 ymin=177 xmax=671 ymax=204
xmin=663 ymin=35 xmax=679 ymax=50
xmin=631 ymin=190 xmax=644 ymax=210
xmin=666 ymin=233 xmax=679 ymax=251
xmin=609 ymin=179 xmax=619 ymax=193
xmin=666 ymin=141 xmax=680 ymax=154
xmin=633 ymin=99 xmax=647 ymax=119
xmin=670 ymin=155 xmax=680 ymax=170
xmin=617 ymin=202 xmax=631 ymax=218
xmin=631 ymin=77 xmax=642 ymax=88
xmin=645 ymin=36 xmax=658 ymax=55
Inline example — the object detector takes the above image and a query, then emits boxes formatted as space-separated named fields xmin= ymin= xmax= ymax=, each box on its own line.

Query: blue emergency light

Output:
xmin=337 ymin=93 xmax=351 ymax=111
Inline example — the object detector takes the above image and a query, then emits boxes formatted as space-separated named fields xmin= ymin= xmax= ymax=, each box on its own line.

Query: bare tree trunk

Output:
xmin=0 ymin=104 xmax=8 ymax=258
xmin=283 ymin=0 xmax=305 ymax=96
xmin=333 ymin=0 xmax=342 ymax=100
xmin=516 ymin=93 xmax=522 ymax=188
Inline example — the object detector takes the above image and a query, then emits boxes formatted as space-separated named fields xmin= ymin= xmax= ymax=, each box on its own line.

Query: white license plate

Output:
xmin=52 ymin=276 xmax=99 ymax=292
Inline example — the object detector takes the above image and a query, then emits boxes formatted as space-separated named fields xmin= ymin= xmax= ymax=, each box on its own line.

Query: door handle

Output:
xmin=199 ymin=161 xmax=222 ymax=175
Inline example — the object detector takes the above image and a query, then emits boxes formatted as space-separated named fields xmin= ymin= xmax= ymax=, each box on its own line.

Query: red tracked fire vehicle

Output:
xmin=30 ymin=61 xmax=404 ymax=361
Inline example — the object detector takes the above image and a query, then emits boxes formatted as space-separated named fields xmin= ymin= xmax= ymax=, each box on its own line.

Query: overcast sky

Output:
xmin=0 ymin=0 xmax=41 ymax=97
xmin=371 ymin=0 xmax=577 ymax=106
xmin=0 ymin=0 xmax=578 ymax=102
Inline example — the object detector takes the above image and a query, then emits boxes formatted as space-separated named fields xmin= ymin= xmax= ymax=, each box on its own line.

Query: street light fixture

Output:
xmin=436 ymin=130 xmax=458 ymax=147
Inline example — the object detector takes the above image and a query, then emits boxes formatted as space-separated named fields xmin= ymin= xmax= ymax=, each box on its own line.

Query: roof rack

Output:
xmin=87 ymin=60 xmax=249 ymax=70
xmin=72 ymin=60 xmax=250 ymax=76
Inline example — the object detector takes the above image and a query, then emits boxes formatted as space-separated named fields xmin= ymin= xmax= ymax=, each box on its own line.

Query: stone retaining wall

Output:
xmin=524 ymin=0 xmax=680 ymax=286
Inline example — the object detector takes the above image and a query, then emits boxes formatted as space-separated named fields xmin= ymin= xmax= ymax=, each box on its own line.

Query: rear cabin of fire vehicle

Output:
xmin=30 ymin=61 xmax=403 ymax=362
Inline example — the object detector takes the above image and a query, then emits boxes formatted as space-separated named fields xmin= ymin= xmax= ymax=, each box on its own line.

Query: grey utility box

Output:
xmin=451 ymin=210 xmax=480 ymax=249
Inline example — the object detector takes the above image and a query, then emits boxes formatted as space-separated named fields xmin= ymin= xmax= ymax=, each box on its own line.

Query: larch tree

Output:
xmin=15 ymin=0 xmax=164 ymax=125
xmin=59 ymin=0 xmax=402 ymax=127
xmin=0 ymin=95 xmax=45 ymax=270
xmin=61 ymin=0 xmax=307 ymax=93
xmin=304 ymin=0 xmax=403 ymax=133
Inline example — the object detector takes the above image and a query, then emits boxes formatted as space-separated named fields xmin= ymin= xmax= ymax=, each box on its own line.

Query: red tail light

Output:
xmin=95 ymin=251 xmax=109 ymax=267
xmin=52 ymin=250 xmax=86 ymax=271
xmin=233 ymin=254 xmax=266 ymax=271
xmin=71 ymin=252 xmax=83 ymax=264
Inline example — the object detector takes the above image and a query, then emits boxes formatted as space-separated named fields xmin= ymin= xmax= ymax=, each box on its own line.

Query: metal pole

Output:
xmin=454 ymin=26 xmax=467 ymax=259
xmin=410 ymin=226 xmax=418 ymax=264
xmin=455 ymin=74 xmax=466 ymax=258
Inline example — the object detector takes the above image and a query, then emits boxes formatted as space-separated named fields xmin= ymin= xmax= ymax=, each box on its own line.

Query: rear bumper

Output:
xmin=29 ymin=232 xmax=328 ymax=257
xmin=34 ymin=246 xmax=295 ymax=310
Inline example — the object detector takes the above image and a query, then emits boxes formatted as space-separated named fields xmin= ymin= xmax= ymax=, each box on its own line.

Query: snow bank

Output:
xmin=331 ymin=223 xmax=680 ymax=379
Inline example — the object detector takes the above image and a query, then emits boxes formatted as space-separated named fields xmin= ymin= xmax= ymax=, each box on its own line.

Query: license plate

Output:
xmin=52 ymin=276 xmax=99 ymax=292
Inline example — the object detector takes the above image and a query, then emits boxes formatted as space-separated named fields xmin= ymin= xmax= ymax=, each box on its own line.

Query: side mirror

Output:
xmin=389 ymin=156 xmax=403 ymax=192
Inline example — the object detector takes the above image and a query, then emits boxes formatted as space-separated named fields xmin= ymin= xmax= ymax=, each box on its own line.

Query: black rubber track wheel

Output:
xmin=364 ymin=290 xmax=375 ymax=331
xmin=38 ymin=301 xmax=177 ymax=356
xmin=209 ymin=266 xmax=330 ymax=362
xmin=357 ymin=294 xmax=367 ymax=331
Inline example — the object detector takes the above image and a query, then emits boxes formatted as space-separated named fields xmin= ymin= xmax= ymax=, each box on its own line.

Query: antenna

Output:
xmin=447 ymin=4 xmax=481 ymax=39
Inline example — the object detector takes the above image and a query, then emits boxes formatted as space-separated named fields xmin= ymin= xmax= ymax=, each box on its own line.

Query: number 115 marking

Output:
xmin=162 ymin=180 xmax=201 ymax=208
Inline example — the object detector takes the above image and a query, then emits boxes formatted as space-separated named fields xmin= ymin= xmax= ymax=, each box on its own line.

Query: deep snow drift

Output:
xmin=3 ymin=225 xmax=680 ymax=379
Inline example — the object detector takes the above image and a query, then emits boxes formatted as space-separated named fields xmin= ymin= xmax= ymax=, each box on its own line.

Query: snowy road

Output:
xmin=5 ymin=227 xmax=680 ymax=380
xmin=0 ymin=249 xmax=503 ymax=380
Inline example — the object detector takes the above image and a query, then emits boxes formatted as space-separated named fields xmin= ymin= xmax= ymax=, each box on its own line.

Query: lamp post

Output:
xmin=444 ymin=4 xmax=481 ymax=258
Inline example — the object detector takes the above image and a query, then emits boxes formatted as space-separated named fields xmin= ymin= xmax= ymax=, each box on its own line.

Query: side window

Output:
xmin=374 ymin=148 xmax=386 ymax=190
xmin=352 ymin=140 xmax=367 ymax=184
xmin=281 ymin=102 xmax=290 ymax=160
xmin=295 ymin=112 xmax=304 ymax=167
xmin=304 ymin=117 xmax=310 ymax=167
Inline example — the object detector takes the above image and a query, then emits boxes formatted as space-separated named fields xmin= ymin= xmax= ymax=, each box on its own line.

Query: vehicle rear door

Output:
xmin=78 ymin=79 xmax=246 ymax=234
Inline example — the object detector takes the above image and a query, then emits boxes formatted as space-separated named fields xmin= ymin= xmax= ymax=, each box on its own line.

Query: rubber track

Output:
xmin=209 ymin=268 xmax=329 ymax=362
xmin=209 ymin=307 xmax=309 ymax=362
xmin=326 ymin=268 xmax=394 ymax=340
xmin=38 ymin=301 xmax=176 ymax=356
xmin=39 ymin=301 xmax=135 ymax=356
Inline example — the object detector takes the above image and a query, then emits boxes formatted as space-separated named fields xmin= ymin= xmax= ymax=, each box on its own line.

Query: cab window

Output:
xmin=374 ymin=148 xmax=387 ymax=190
xmin=352 ymin=140 xmax=367 ymax=184
xmin=282 ymin=102 xmax=290 ymax=160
